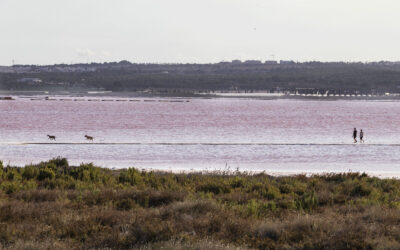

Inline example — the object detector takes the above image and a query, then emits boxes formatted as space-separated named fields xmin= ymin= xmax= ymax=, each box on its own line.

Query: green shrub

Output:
xmin=38 ymin=167 xmax=56 ymax=181
xmin=263 ymin=201 xmax=277 ymax=212
xmin=48 ymin=157 xmax=69 ymax=168
xmin=351 ymin=182 xmax=372 ymax=197
xmin=0 ymin=181 xmax=21 ymax=194
xmin=247 ymin=199 xmax=259 ymax=217
xmin=279 ymin=184 xmax=292 ymax=194
xmin=43 ymin=179 xmax=58 ymax=189
xmin=119 ymin=168 xmax=143 ymax=185
xmin=197 ymin=182 xmax=231 ymax=195
xmin=296 ymin=191 xmax=319 ymax=210
xmin=22 ymin=180 xmax=38 ymax=190
xmin=70 ymin=163 xmax=102 ymax=182
xmin=230 ymin=177 xmax=245 ymax=188
xmin=5 ymin=169 xmax=21 ymax=181
xmin=22 ymin=166 xmax=39 ymax=180
xmin=265 ymin=185 xmax=281 ymax=200
xmin=292 ymin=181 xmax=308 ymax=195
xmin=277 ymin=198 xmax=296 ymax=209
xmin=135 ymin=190 xmax=186 ymax=207
xmin=249 ymin=182 xmax=264 ymax=193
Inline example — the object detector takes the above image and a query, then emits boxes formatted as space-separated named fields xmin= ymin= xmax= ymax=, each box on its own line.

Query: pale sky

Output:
xmin=1 ymin=0 xmax=400 ymax=65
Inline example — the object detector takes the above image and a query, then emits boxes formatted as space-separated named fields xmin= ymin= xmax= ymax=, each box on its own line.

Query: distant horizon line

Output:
xmin=2 ymin=59 xmax=400 ymax=67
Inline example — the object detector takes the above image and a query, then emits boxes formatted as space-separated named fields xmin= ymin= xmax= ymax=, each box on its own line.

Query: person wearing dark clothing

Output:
xmin=353 ymin=128 xmax=357 ymax=143
xmin=360 ymin=129 xmax=364 ymax=143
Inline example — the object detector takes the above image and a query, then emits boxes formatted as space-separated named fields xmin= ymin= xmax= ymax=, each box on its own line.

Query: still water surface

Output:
xmin=1 ymin=97 xmax=400 ymax=176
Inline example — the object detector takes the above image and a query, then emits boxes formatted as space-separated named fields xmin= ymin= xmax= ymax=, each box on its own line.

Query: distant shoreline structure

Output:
xmin=2 ymin=60 xmax=400 ymax=97
xmin=2 ymin=91 xmax=400 ymax=101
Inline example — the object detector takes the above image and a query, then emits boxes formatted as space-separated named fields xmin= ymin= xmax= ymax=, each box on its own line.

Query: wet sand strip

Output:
xmin=4 ymin=142 xmax=400 ymax=146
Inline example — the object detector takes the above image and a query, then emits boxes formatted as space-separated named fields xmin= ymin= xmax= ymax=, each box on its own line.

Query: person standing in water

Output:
xmin=353 ymin=128 xmax=357 ymax=143
xmin=360 ymin=129 xmax=364 ymax=143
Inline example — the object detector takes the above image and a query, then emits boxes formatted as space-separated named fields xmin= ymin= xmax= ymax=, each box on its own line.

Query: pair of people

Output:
xmin=353 ymin=128 xmax=364 ymax=143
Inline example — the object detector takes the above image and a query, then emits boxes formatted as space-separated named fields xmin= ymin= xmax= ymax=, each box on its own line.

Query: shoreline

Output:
xmin=3 ymin=158 xmax=400 ymax=179
xmin=3 ymin=142 xmax=400 ymax=145
xmin=2 ymin=90 xmax=400 ymax=101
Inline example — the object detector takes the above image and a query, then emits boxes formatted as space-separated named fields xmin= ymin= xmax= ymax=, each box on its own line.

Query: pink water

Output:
xmin=1 ymin=97 xmax=400 ymax=175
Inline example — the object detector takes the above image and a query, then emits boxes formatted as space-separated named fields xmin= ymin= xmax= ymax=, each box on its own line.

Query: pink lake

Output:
xmin=1 ymin=97 xmax=400 ymax=176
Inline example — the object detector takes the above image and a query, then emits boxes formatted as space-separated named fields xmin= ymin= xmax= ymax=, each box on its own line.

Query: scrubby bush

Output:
xmin=297 ymin=191 xmax=319 ymax=210
xmin=264 ymin=185 xmax=281 ymax=200
xmin=38 ymin=167 xmax=56 ymax=181
xmin=1 ymin=159 xmax=400 ymax=249
xmin=196 ymin=182 xmax=230 ymax=195
xmin=70 ymin=163 xmax=101 ymax=182
xmin=48 ymin=157 xmax=69 ymax=168
xmin=119 ymin=168 xmax=143 ymax=185
xmin=22 ymin=165 xmax=39 ymax=180
xmin=5 ymin=168 xmax=21 ymax=181
xmin=230 ymin=177 xmax=245 ymax=188
xmin=351 ymin=182 xmax=373 ymax=197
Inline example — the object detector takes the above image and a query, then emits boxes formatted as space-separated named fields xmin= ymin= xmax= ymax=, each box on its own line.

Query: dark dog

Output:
xmin=85 ymin=135 xmax=94 ymax=141
xmin=47 ymin=135 xmax=56 ymax=141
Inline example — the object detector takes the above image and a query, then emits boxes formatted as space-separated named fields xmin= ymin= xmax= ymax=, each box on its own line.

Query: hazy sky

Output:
xmin=1 ymin=0 xmax=400 ymax=65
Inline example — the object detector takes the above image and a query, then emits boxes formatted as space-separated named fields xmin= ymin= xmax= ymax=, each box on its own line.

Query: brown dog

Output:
xmin=84 ymin=135 xmax=94 ymax=141
xmin=47 ymin=135 xmax=56 ymax=141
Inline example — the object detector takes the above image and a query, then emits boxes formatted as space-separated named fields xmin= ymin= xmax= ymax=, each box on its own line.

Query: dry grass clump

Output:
xmin=0 ymin=240 xmax=72 ymax=250
xmin=1 ymin=158 xmax=400 ymax=249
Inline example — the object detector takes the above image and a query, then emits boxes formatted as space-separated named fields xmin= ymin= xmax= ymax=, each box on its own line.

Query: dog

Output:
xmin=47 ymin=135 xmax=56 ymax=141
xmin=84 ymin=135 xmax=94 ymax=141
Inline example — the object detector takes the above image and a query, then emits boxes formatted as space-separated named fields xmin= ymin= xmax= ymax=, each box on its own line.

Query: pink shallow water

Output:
xmin=1 ymin=97 xmax=400 ymax=175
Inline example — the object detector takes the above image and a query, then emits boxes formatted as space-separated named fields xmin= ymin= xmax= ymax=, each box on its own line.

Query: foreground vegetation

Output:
xmin=1 ymin=158 xmax=400 ymax=249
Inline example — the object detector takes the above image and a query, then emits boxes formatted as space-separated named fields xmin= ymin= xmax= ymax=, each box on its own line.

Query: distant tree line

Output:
xmin=1 ymin=62 xmax=400 ymax=94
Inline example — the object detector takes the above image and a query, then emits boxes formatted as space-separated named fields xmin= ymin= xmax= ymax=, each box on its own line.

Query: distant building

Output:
xmin=244 ymin=60 xmax=262 ymax=65
xmin=279 ymin=60 xmax=295 ymax=65
xmin=231 ymin=60 xmax=242 ymax=64
xmin=264 ymin=60 xmax=278 ymax=65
